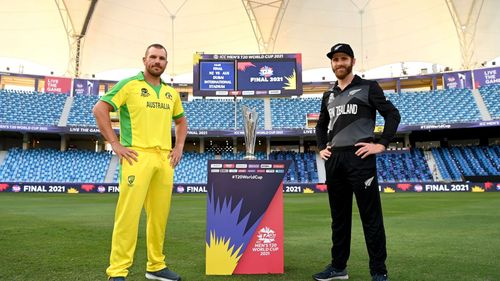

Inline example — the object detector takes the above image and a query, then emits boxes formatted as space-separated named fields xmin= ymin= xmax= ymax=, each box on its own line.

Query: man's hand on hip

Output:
xmin=319 ymin=146 xmax=332 ymax=160
xmin=111 ymin=142 xmax=138 ymax=165
xmin=354 ymin=142 xmax=385 ymax=159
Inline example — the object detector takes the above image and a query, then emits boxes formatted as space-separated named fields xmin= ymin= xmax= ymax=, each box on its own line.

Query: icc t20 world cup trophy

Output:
xmin=242 ymin=106 xmax=258 ymax=160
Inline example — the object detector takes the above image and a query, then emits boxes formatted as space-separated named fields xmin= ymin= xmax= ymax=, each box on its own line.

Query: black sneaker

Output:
xmin=108 ymin=277 xmax=125 ymax=281
xmin=145 ymin=267 xmax=181 ymax=281
xmin=312 ymin=264 xmax=349 ymax=280
xmin=372 ymin=274 xmax=388 ymax=281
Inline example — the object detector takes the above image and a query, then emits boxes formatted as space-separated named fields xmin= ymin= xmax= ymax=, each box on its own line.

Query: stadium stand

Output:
xmin=1 ymin=88 xmax=491 ymax=130
xmin=0 ymin=148 xmax=111 ymax=182
xmin=0 ymin=87 xmax=498 ymax=185
xmin=221 ymin=151 xmax=243 ymax=160
xmin=112 ymin=165 xmax=119 ymax=183
xmin=478 ymin=84 xmax=500 ymax=119
xmin=377 ymin=150 xmax=433 ymax=182
xmin=0 ymin=146 xmax=498 ymax=184
xmin=67 ymin=95 xmax=100 ymax=126
xmin=182 ymin=99 xmax=235 ymax=129
xmin=384 ymin=89 xmax=482 ymax=125
xmin=174 ymin=152 xmax=215 ymax=183
xmin=447 ymin=146 xmax=500 ymax=176
xmin=270 ymin=97 xmax=321 ymax=128
xmin=269 ymin=151 xmax=318 ymax=183
xmin=431 ymin=147 xmax=463 ymax=181
xmin=0 ymin=90 xmax=67 ymax=126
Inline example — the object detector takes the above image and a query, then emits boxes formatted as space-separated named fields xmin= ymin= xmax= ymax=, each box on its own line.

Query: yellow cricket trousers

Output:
xmin=106 ymin=147 xmax=173 ymax=278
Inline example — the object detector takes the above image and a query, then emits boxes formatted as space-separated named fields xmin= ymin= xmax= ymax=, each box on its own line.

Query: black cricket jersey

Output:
xmin=316 ymin=75 xmax=400 ymax=150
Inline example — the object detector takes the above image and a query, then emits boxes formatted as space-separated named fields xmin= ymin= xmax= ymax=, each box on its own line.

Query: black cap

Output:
xmin=326 ymin=43 xmax=354 ymax=59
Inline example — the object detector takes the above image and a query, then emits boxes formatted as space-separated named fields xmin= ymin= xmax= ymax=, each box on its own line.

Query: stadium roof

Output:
xmin=1 ymin=0 xmax=499 ymax=80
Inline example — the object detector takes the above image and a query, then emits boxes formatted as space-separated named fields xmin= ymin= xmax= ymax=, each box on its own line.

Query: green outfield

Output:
xmin=0 ymin=192 xmax=499 ymax=281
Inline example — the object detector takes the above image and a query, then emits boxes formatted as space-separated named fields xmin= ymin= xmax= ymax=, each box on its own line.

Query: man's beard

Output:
xmin=333 ymin=64 xmax=353 ymax=80
xmin=147 ymin=65 xmax=165 ymax=77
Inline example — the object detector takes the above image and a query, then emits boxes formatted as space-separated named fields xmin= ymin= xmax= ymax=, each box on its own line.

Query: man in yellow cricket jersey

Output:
xmin=93 ymin=43 xmax=188 ymax=281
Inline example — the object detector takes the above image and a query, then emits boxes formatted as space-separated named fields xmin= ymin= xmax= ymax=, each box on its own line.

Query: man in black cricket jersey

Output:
xmin=313 ymin=43 xmax=400 ymax=281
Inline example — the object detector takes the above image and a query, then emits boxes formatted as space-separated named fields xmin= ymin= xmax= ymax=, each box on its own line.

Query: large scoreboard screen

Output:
xmin=193 ymin=53 xmax=302 ymax=96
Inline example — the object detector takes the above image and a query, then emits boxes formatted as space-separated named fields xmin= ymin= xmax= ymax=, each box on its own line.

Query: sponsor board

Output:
xmin=0 ymin=182 xmax=498 ymax=193
xmin=379 ymin=182 xmax=497 ymax=193
xmin=0 ymin=182 xmax=119 ymax=193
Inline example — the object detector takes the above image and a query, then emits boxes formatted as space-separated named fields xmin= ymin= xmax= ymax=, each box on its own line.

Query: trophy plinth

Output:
xmin=242 ymin=106 xmax=258 ymax=160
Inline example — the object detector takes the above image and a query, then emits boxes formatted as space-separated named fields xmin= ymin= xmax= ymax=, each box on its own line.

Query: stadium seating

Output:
xmin=0 ymin=148 xmax=111 ymax=182
xmin=221 ymin=151 xmax=242 ymax=160
xmin=383 ymin=89 xmax=481 ymax=125
xmin=377 ymin=89 xmax=484 ymax=126
xmin=431 ymin=147 xmax=463 ymax=181
xmin=0 ymin=89 xmax=497 ymax=185
xmin=268 ymin=89 xmax=481 ymax=129
xmin=0 ymin=145 xmax=498 ymax=184
xmin=447 ymin=146 xmax=500 ymax=176
xmin=377 ymin=149 xmax=433 ymax=182
xmin=269 ymin=151 xmax=318 ymax=183
xmin=174 ymin=152 xmax=215 ymax=183
xmin=0 ymin=88 xmax=488 ymax=131
xmin=478 ymin=84 xmax=500 ymax=119
xmin=113 ymin=165 xmax=119 ymax=183
xmin=111 ymin=151 xmax=268 ymax=184
xmin=54 ymin=88 xmax=488 ymax=130
xmin=0 ymin=90 xmax=67 ymax=126
xmin=270 ymin=97 xmax=321 ymax=128
xmin=430 ymin=146 xmax=500 ymax=181
xmin=67 ymin=95 xmax=100 ymax=126
xmin=182 ymin=99 xmax=235 ymax=129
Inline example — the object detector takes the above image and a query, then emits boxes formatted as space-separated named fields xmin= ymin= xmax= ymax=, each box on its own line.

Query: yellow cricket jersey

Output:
xmin=100 ymin=72 xmax=184 ymax=150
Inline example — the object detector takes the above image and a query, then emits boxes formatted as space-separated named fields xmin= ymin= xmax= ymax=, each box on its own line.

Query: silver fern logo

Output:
xmin=348 ymin=89 xmax=362 ymax=96
xmin=364 ymin=176 xmax=374 ymax=189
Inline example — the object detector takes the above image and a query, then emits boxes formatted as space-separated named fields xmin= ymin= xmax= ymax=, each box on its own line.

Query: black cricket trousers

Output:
xmin=324 ymin=146 xmax=387 ymax=276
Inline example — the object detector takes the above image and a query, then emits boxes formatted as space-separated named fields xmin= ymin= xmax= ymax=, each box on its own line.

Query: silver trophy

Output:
xmin=242 ymin=105 xmax=258 ymax=160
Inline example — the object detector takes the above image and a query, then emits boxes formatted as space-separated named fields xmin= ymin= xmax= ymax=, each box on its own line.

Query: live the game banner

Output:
xmin=1 ymin=121 xmax=499 ymax=135
xmin=44 ymin=76 xmax=72 ymax=94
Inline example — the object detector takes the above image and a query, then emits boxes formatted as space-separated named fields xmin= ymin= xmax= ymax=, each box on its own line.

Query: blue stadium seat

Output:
xmin=173 ymin=152 xmax=215 ymax=183
xmin=478 ymin=84 xmax=500 ymax=119
xmin=447 ymin=146 xmax=500 ymax=176
xmin=376 ymin=149 xmax=433 ymax=182
xmin=269 ymin=151 xmax=318 ymax=183
xmin=182 ymin=99 xmax=235 ymax=130
xmin=377 ymin=89 xmax=481 ymax=126
xmin=0 ymin=148 xmax=111 ymax=182
xmin=270 ymin=97 xmax=321 ymax=128
xmin=0 ymin=90 xmax=67 ymax=126
xmin=431 ymin=147 xmax=463 ymax=181
xmin=67 ymin=95 xmax=100 ymax=127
